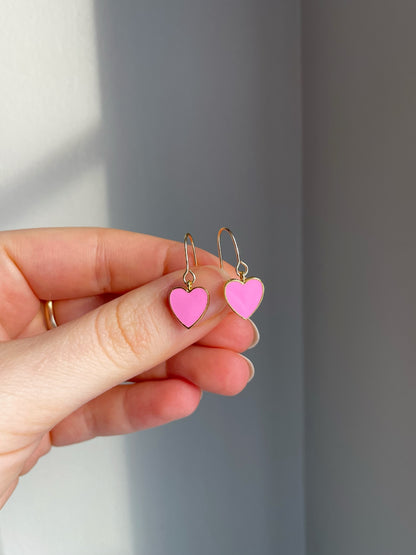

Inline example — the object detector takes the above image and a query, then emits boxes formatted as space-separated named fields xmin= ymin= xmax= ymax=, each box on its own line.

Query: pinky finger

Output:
xmin=50 ymin=379 xmax=202 ymax=447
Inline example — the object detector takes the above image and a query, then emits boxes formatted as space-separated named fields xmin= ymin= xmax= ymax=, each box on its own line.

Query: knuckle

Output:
xmin=93 ymin=297 xmax=159 ymax=370
xmin=93 ymin=229 xmax=113 ymax=293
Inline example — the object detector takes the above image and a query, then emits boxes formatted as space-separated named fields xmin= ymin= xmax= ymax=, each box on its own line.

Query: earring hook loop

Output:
xmin=183 ymin=233 xmax=197 ymax=289
xmin=217 ymin=227 xmax=249 ymax=281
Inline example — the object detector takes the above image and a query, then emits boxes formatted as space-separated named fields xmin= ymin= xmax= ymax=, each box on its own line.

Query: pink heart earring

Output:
xmin=169 ymin=233 xmax=210 ymax=328
xmin=217 ymin=227 xmax=264 ymax=319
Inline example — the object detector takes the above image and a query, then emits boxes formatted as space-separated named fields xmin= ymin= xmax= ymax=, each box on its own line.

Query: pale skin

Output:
xmin=0 ymin=227 xmax=257 ymax=509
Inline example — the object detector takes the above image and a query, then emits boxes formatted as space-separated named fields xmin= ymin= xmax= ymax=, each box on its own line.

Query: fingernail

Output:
xmin=248 ymin=320 xmax=260 ymax=349
xmin=241 ymin=355 xmax=255 ymax=382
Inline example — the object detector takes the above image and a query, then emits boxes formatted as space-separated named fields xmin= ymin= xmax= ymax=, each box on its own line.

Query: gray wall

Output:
xmin=303 ymin=2 xmax=416 ymax=554
xmin=94 ymin=2 xmax=304 ymax=553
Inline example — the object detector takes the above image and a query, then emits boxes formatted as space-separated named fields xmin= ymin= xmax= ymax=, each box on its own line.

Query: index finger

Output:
xmin=1 ymin=227 xmax=227 ymax=300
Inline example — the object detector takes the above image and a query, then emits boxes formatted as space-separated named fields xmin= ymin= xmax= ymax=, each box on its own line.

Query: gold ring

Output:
xmin=44 ymin=300 xmax=58 ymax=330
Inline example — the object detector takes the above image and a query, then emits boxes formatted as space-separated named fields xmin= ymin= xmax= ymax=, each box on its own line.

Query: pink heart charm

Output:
xmin=224 ymin=277 xmax=264 ymax=319
xmin=169 ymin=287 xmax=209 ymax=328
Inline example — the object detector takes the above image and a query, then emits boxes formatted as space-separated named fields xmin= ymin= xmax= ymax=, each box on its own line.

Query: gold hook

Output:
xmin=217 ymin=227 xmax=249 ymax=281
xmin=183 ymin=233 xmax=197 ymax=289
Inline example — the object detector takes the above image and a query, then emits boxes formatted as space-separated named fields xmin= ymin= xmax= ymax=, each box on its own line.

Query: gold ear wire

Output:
xmin=183 ymin=233 xmax=197 ymax=290
xmin=217 ymin=227 xmax=249 ymax=282
xmin=169 ymin=233 xmax=210 ymax=328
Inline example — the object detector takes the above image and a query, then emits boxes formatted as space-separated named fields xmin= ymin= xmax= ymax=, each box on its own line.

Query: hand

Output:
xmin=0 ymin=227 xmax=257 ymax=508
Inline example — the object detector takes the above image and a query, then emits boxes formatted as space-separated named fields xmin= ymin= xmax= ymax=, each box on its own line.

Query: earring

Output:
xmin=169 ymin=233 xmax=210 ymax=328
xmin=217 ymin=227 xmax=264 ymax=319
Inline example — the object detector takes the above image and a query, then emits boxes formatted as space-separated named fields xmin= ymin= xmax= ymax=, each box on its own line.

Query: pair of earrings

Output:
xmin=169 ymin=227 xmax=264 ymax=328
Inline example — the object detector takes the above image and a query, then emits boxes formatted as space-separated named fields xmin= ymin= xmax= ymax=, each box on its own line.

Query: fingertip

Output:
xmin=215 ymin=351 xmax=254 ymax=396
xmin=197 ymin=313 xmax=257 ymax=352
xmin=154 ymin=379 xmax=202 ymax=422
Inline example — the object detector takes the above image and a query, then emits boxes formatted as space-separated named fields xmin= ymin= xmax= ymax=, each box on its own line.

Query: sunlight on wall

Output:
xmin=0 ymin=3 xmax=134 ymax=554
xmin=0 ymin=0 xmax=107 ymax=228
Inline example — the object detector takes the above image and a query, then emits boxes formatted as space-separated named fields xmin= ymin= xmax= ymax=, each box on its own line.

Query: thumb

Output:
xmin=0 ymin=265 xmax=229 ymax=439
